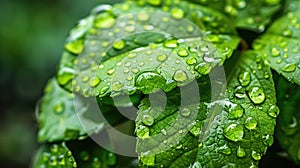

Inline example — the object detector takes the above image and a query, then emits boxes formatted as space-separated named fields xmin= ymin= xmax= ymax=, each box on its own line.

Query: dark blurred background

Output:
xmin=0 ymin=0 xmax=120 ymax=167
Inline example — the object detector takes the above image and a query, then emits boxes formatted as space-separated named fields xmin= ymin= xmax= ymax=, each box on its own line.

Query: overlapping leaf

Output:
xmin=253 ymin=12 xmax=300 ymax=85
xmin=56 ymin=0 xmax=240 ymax=98
xmin=135 ymin=51 xmax=278 ymax=167
xmin=186 ymin=0 xmax=282 ymax=32
xmin=275 ymin=77 xmax=300 ymax=165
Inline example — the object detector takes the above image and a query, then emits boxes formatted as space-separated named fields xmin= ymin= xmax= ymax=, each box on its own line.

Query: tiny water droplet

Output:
xmin=89 ymin=77 xmax=101 ymax=87
xmin=111 ymin=82 xmax=123 ymax=92
xmin=245 ymin=117 xmax=257 ymax=130
xmin=248 ymin=87 xmax=265 ymax=104
xmin=237 ymin=146 xmax=246 ymax=157
xmin=180 ymin=108 xmax=191 ymax=117
xmin=173 ymin=70 xmax=188 ymax=82
xmin=138 ymin=12 xmax=150 ymax=21
xmin=223 ymin=122 xmax=244 ymax=142
xmin=219 ymin=144 xmax=232 ymax=155
xmin=271 ymin=47 xmax=280 ymax=57
xmin=107 ymin=68 xmax=115 ymax=75
xmin=157 ymin=54 xmax=167 ymax=62
xmin=251 ymin=151 xmax=261 ymax=160
xmin=54 ymin=102 xmax=65 ymax=114
xmin=281 ymin=63 xmax=296 ymax=72
xmin=143 ymin=115 xmax=154 ymax=126
xmin=238 ymin=71 xmax=251 ymax=86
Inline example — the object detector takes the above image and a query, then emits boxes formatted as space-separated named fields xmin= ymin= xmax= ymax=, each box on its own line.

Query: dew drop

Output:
xmin=180 ymin=108 xmax=191 ymax=117
xmin=57 ymin=68 xmax=74 ymax=85
xmin=126 ymin=76 xmax=133 ymax=81
xmin=138 ymin=13 xmax=150 ymax=21
xmin=164 ymin=39 xmax=178 ymax=48
xmin=223 ymin=122 xmax=244 ymax=142
xmin=50 ymin=144 xmax=59 ymax=153
xmin=107 ymin=68 xmax=115 ymax=75
xmin=228 ymin=104 xmax=244 ymax=119
xmin=282 ymin=28 xmax=293 ymax=37
xmin=89 ymin=77 xmax=101 ymax=87
xmin=140 ymin=154 xmax=155 ymax=166
xmin=80 ymin=151 xmax=89 ymax=161
xmin=219 ymin=144 xmax=232 ymax=155
xmin=111 ymin=82 xmax=123 ymax=92
xmin=271 ymin=47 xmax=280 ymax=57
xmin=248 ymin=87 xmax=265 ymax=104
xmin=49 ymin=156 xmax=57 ymax=166
xmin=58 ymin=155 xmax=65 ymax=165
xmin=54 ymin=102 xmax=65 ymax=114
xmin=262 ymin=134 xmax=274 ymax=146
xmin=161 ymin=129 xmax=167 ymax=136
xmin=234 ymin=86 xmax=246 ymax=98
xmin=195 ymin=63 xmax=211 ymax=75
xmin=107 ymin=152 xmax=116 ymax=166
xmin=237 ymin=146 xmax=246 ymax=158
xmin=170 ymin=8 xmax=185 ymax=19
xmin=143 ymin=115 xmax=154 ymax=126
xmin=157 ymin=54 xmax=167 ymax=62
xmin=186 ymin=57 xmax=197 ymax=65
xmin=92 ymin=157 xmax=102 ymax=168
xmin=238 ymin=71 xmax=251 ymax=86
xmin=251 ymin=151 xmax=261 ymax=160
xmin=245 ymin=117 xmax=257 ymax=130
xmin=113 ymin=40 xmax=125 ymax=50
xmin=65 ymin=40 xmax=83 ymax=54
xmin=173 ymin=70 xmax=188 ymax=82
xmin=281 ymin=63 xmax=296 ymax=72
xmin=177 ymin=48 xmax=189 ymax=57
xmin=268 ymin=105 xmax=279 ymax=118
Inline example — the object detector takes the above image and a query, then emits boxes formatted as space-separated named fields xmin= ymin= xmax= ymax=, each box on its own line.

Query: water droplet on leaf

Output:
xmin=245 ymin=117 xmax=257 ymax=130
xmin=173 ymin=70 xmax=188 ymax=82
xmin=224 ymin=122 xmax=244 ymax=142
xmin=248 ymin=87 xmax=265 ymax=104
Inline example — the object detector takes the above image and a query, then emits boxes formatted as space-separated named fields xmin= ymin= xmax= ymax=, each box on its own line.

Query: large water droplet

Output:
xmin=228 ymin=104 xmax=244 ymax=119
xmin=245 ymin=117 xmax=257 ymax=130
xmin=89 ymin=77 xmax=101 ymax=88
xmin=57 ymin=67 xmax=74 ymax=85
xmin=164 ymin=39 xmax=178 ymax=48
xmin=281 ymin=63 xmax=296 ymax=72
xmin=237 ymin=146 xmax=246 ymax=157
xmin=65 ymin=40 xmax=83 ymax=54
xmin=157 ymin=54 xmax=167 ymax=62
xmin=177 ymin=48 xmax=189 ymax=57
xmin=268 ymin=105 xmax=279 ymax=118
xmin=195 ymin=63 xmax=211 ymax=75
xmin=94 ymin=14 xmax=115 ymax=28
xmin=170 ymin=8 xmax=185 ymax=19
xmin=143 ymin=115 xmax=154 ymax=126
xmin=136 ymin=125 xmax=150 ymax=138
xmin=54 ymin=102 xmax=65 ymax=114
xmin=251 ymin=151 xmax=261 ymax=160
xmin=238 ymin=71 xmax=251 ymax=86
xmin=113 ymin=40 xmax=126 ymax=50
xmin=223 ymin=122 xmax=244 ymax=142
xmin=248 ymin=87 xmax=265 ymax=104
xmin=173 ymin=70 xmax=188 ymax=82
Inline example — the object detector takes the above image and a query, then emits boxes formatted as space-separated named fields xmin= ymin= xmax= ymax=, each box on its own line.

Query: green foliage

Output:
xmin=34 ymin=0 xmax=300 ymax=167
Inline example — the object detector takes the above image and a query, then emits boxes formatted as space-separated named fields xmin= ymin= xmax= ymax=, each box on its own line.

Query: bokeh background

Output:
xmin=0 ymin=0 xmax=121 ymax=167
xmin=0 ymin=0 xmax=299 ymax=168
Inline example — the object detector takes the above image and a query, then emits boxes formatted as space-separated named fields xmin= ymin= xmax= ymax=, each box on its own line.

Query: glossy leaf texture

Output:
xmin=185 ymin=0 xmax=282 ymax=32
xmin=135 ymin=51 xmax=278 ymax=167
xmin=32 ymin=135 xmax=136 ymax=168
xmin=253 ymin=11 xmax=300 ymax=85
xmin=37 ymin=78 xmax=125 ymax=142
xmin=32 ymin=142 xmax=77 ymax=168
xmin=275 ymin=77 xmax=300 ymax=165
xmin=57 ymin=0 xmax=240 ymax=98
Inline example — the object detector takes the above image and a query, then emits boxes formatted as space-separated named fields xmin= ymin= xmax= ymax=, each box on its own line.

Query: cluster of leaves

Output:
xmin=33 ymin=0 xmax=300 ymax=167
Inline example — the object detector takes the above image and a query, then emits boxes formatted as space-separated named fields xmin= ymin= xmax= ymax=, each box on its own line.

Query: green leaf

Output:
xmin=253 ymin=12 xmax=300 ymax=85
xmin=32 ymin=142 xmax=77 ymax=168
xmin=275 ymin=77 xmax=300 ymax=165
xmin=186 ymin=0 xmax=282 ymax=32
xmin=135 ymin=51 xmax=278 ymax=167
xmin=38 ymin=77 xmax=135 ymax=142
xmin=56 ymin=1 xmax=240 ymax=98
